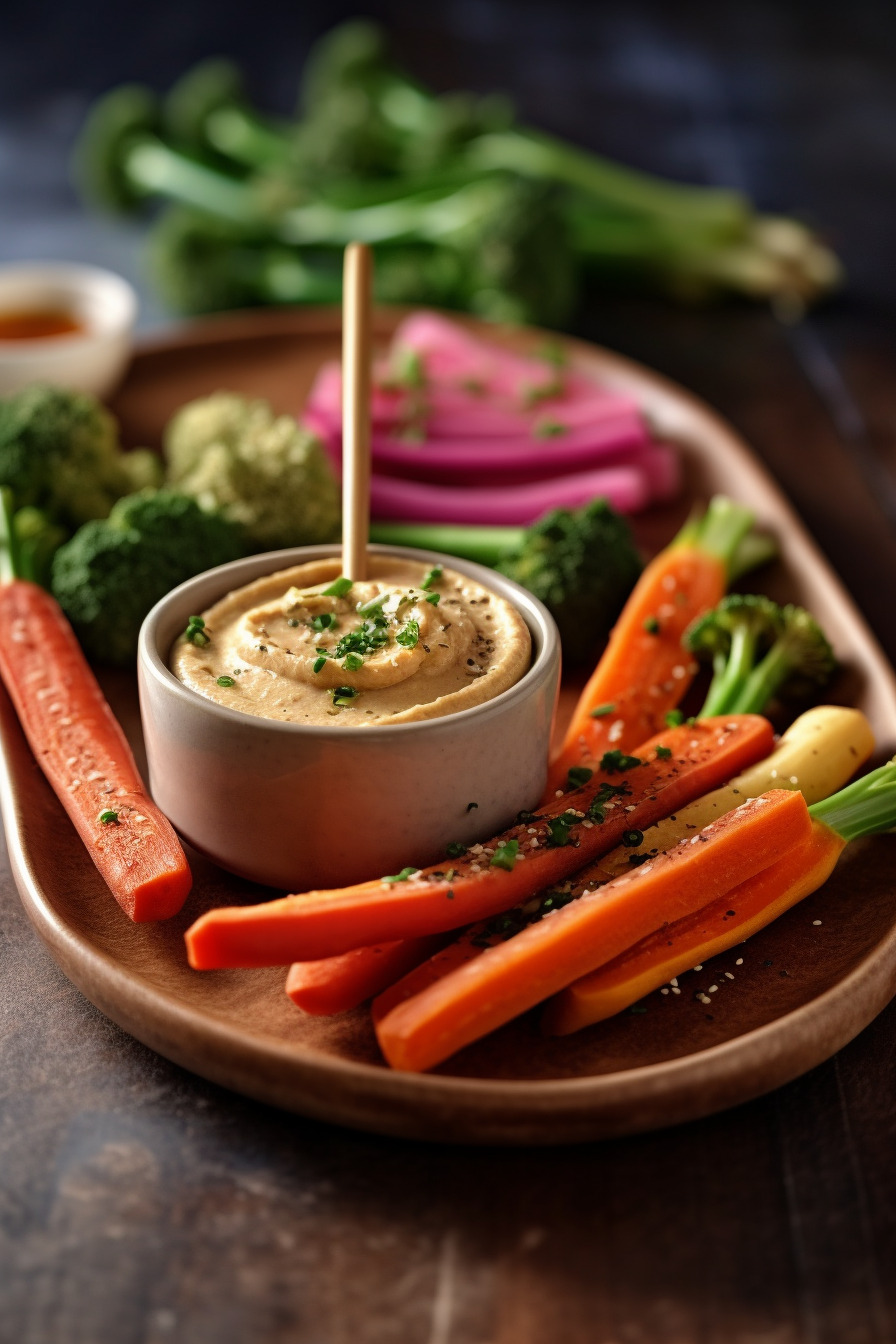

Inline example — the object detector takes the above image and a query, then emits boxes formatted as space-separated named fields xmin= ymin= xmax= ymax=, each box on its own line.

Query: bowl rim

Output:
xmin=0 ymin=261 xmax=137 ymax=351
xmin=138 ymin=542 xmax=561 ymax=739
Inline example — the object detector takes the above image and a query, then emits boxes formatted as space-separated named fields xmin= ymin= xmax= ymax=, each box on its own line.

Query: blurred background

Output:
xmin=3 ymin=0 xmax=894 ymax=322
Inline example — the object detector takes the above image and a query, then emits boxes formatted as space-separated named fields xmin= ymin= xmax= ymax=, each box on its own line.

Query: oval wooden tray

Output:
xmin=3 ymin=307 xmax=896 ymax=1145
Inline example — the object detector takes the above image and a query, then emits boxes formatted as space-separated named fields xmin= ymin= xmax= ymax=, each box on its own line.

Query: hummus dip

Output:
xmin=171 ymin=556 xmax=531 ymax=726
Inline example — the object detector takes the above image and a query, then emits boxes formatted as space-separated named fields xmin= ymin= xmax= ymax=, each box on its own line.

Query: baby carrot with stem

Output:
xmin=546 ymin=755 xmax=896 ymax=1032
xmin=375 ymin=788 xmax=814 ymax=1072
xmin=0 ymin=489 xmax=192 ymax=922
xmin=185 ymin=713 xmax=774 ymax=968
xmin=544 ymin=496 xmax=755 ymax=800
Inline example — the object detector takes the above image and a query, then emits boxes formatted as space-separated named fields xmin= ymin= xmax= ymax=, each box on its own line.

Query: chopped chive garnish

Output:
xmin=331 ymin=685 xmax=359 ymax=707
xmin=323 ymin=577 xmax=353 ymax=598
xmin=343 ymin=652 xmax=364 ymax=671
xmin=466 ymin=802 xmax=479 ymax=812
xmin=566 ymin=766 xmax=593 ymax=791
xmin=628 ymin=852 xmax=651 ymax=867
xmin=216 ymin=675 xmax=235 ymax=688
xmin=312 ymin=656 xmax=327 ymax=674
xmin=655 ymin=745 xmax=672 ymax=759
xmin=396 ymin=619 xmax=420 ymax=648
xmin=599 ymin=749 xmax=644 ymax=774
xmin=310 ymin=612 xmax=337 ymax=632
xmin=665 ymin=709 xmax=685 ymax=727
xmin=446 ymin=841 xmax=466 ymax=858
xmin=589 ymin=702 xmax=615 ymax=718
xmin=98 ymin=809 xmax=119 ymax=825
xmin=382 ymin=866 xmax=420 ymax=883
xmin=421 ymin=565 xmax=443 ymax=591
xmin=643 ymin=616 xmax=660 ymax=634
xmin=425 ymin=592 xmax=440 ymax=605
xmin=184 ymin=615 xmax=210 ymax=646
xmin=622 ymin=829 xmax=644 ymax=847
xmin=357 ymin=594 xmax=386 ymax=617
xmin=545 ymin=811 xmax=578 ymax=847
xmin=490 ymin=839 xmax=519 ymax=872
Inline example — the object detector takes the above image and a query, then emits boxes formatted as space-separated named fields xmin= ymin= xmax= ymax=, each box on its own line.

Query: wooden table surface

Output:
xmin=3 ymin=3 xmax=896 ymax=1341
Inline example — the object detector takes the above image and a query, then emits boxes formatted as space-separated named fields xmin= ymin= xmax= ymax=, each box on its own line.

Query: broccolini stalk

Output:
xmin=810 ymin=759 xmax=896 ymax=843
xmin=164 ymin=58 xmax=293 ymax=168
xmin=0 ymin=488 xmax=20 ymax=586
xmin=686 ymin=594 xmax=835 ymax=717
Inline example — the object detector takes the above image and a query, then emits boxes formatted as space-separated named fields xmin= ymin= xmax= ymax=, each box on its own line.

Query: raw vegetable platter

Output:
xmin=3 ymin=306 xmax=896 ymax=1145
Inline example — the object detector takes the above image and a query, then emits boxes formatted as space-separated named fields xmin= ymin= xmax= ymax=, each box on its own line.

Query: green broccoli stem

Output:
xmin=369 ymin=521 xmax=522 ymax=568
xmin=726 ymin=635 xmax=798 ymax=715
xmin=672 ymin=496 xmax=755 ymax=576
xmin=700 ymin=620 xmax=766 ymax=717
xmin=809 ymin=759 xmax=896 ymax=843
xmin=463 ymin=129 xmax=751 ymax=232
xmin=125 ymin=139 xmax=260 ymax=223
xmin=371 ymin=508 xmax=772 ymax=579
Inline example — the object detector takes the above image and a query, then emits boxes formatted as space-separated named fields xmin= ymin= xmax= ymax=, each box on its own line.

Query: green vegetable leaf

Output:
xmin=566 ymin=766 xmax=593 ymax=791
xmin=382 ymin=866 xmax=420 ymax=884
xmin=396 ymin=619 xmax=420 ymax=648
xmin=421 ymin=565 xmax=443 ymax=591
xmin=589 ymin=703 xmax=615 ymax=718
xmin=599 ymin=749 xmax=644 ymax=774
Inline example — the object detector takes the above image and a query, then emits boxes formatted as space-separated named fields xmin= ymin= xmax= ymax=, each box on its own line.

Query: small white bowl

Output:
xmin=138 ymin=544 xmax=561 ymax=891
xmin=0 ymin=262 xmax=137 ymax=397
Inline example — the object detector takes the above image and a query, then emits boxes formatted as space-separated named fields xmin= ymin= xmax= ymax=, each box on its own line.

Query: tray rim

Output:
xmin=3 ymin=304 xmax=896 ymax=1144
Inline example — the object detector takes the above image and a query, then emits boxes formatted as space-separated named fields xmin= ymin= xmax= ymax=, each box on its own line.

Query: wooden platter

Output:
xmin=3 ymin=306 xmax=896 ymax=1145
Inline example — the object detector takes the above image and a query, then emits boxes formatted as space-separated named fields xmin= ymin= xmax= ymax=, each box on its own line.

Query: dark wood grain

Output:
xmin=4 ymin=1 xmax=896 ymax=1339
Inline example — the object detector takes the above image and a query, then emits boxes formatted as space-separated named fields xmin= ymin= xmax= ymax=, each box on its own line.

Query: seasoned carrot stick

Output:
xmin=286 ymin=935 xmax=451 ymax=1015
xmin=544 ymin=496 xmax=754 ymax=799
xmin=543 ymin=823 xmax=843 ymax=1033
xmin=320 ymin=705 xmax=870 ymax=1019
xmin=185 ymin=714 xmax=774 ymax=969
xmin=0 ymin=578 xmax=192 ymax=922
xmin=375 ymin=789 xmax=813 ymax=1072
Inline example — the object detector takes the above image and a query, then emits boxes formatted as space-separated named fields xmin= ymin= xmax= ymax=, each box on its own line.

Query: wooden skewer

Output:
xmin=341 ymin=242 xmax=373 ymax=582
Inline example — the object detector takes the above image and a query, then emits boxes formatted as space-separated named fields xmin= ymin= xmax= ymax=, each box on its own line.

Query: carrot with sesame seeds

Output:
xmin=0 ymin=576 xmax=193 ymax=922
xmin=184 ymin=714 xmax=774 ymax=969
xmin=544 ymin=496 xmax=756 ymax=800
xmin=374 ymin=789 xmax=813 ymax=1072
xmin=369 ymin=703 xmax=874 ymax=1025
xmin=546 ymin=751 xmax=896 ymax=1033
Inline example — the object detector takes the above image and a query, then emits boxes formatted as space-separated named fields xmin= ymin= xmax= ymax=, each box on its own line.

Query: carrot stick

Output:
xmin=543 ymin=820 xmax=844 ymax=1033
xmin=295 ymin=705 xmax=871 ymax=1018
xmin=0 ymin=579 xmax=192 ymax=922
xmin=544 ymin=497 xmax=753 ymax=799
xmin=286 ymin=934 xmax=451 ymax=1015
xmin=374 ymin=788 xmax=813 ymax=1072
xmin=185 ymin=714 xmax=774 ymax=969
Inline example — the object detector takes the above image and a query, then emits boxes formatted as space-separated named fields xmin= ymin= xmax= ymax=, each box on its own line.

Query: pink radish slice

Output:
xmin=369 ymin=464 xmax=652 ymax=525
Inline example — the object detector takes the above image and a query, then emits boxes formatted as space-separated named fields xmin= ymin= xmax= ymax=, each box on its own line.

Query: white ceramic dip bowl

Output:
xmin=0 ymin=261 xmax=137 ymax=397
xmin=138 ymin=544 xmax=561 ymax=891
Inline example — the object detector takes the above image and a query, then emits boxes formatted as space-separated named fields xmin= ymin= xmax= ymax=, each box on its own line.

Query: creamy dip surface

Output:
xmin=171 ymin=557 xmax=532 ymax=726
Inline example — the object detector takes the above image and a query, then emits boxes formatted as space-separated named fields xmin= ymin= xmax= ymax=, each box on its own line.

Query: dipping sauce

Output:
xmin=171 ymin=556 xmax=532 ymax=726
xmin=0 ymin=308 xmax=84 ymax=341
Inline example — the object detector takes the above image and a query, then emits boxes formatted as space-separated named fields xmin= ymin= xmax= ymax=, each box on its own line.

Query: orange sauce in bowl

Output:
xmin=0 ymin=309 xmax=85 ymax=341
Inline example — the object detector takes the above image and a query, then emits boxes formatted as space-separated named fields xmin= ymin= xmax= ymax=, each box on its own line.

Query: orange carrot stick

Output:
xmin=286 ymin=934 xmax=451 ymax=1015
xmin=544 ymin=497 xmax=753 ymax=799
xmin=0 ymin=579 xmax=192 ymax=922
xmin=543 ymin=819 xmax=844 ymax=1034
xmin=185 ymin=714 xmax=774 ymax=969
xmin=374 ymin=788 xmax=812 ymax=1072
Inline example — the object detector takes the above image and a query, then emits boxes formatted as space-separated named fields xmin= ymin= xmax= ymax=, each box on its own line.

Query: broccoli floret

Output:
xmin=0 ymin=384 xmax=161 ymax=531
xmin=164 ymin=392 xmax=340 ymax=550
xmin=51 ymin=490 xmax=245 ymax=665
xmin=495 ymin=499 xmax=642 ymax=663
xmin=685 ymin=593 xmax=835 ymax=717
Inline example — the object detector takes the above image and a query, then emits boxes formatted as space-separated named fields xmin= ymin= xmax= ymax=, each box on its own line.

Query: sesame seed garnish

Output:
xmin=724 ymin=972 xmax=735 ymax=980
xmin=735 ymin=958 xmax=743 ymax=965
xmin=693 ymin=964 xmax=703 ymax=971
xmin=789 ymin=776 xmax=799 ymax=785
xmin=672 ymin=665 xmax=687 ymax=679
xmin=812 ymin=919 xmax=822 ymax=926
xmin=661 ymin=988 xmax=670 ymax=995
xmin=708 ymin=985 xmax=718 ymax=993
xmin=671 ymin=987 xmax=681 ymax=995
